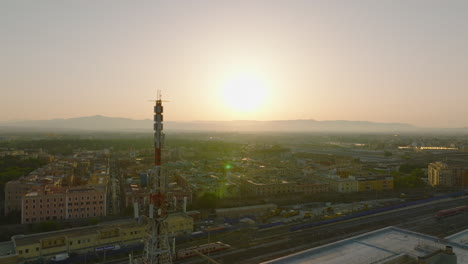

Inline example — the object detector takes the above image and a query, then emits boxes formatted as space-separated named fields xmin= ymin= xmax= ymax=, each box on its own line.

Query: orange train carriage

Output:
xmin=176 ymin=242 xmax=230 ymax=260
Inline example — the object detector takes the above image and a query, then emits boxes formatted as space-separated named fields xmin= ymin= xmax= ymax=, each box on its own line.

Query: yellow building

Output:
xmin=7 ymin=214 xmax=193 ymax=263
xmin=167 ymin=213 xmax=194 ymax=235
xmin=356 ymin=176 xmax=394 ymax=192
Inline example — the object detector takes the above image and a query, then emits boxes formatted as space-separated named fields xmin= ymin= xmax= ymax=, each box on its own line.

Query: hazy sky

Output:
xmin=1 ymin=0 xmax=467 ymax=127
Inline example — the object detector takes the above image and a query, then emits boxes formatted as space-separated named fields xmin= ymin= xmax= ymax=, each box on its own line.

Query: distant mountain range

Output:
xmin=0 ymin=115 xmax=466 ymax=133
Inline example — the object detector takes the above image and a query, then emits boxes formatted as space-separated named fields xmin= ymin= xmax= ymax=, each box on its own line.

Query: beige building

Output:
xmin=319 ymin=175 xmax=359 ymax=193
xmin=428 ymin=161 xmax=468 ymax=187
xmin=241 ymin=179 xmax=328 ymax=197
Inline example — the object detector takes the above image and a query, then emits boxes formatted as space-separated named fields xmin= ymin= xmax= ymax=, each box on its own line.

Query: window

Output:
xmin=25 ymin=249 xmax=29 ymax=253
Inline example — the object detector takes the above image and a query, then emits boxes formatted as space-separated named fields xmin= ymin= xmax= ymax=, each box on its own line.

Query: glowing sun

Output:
xmin=222 ymin=73 xmax=267 ymax=112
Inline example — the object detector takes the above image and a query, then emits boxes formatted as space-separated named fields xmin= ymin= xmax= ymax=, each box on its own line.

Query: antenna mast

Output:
xmin=143 ymin=89 xmax=173 ymax=264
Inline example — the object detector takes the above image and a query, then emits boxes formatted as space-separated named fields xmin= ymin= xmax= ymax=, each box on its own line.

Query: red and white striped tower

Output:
xmin=143 ymin=90 xmax=173 ymax=264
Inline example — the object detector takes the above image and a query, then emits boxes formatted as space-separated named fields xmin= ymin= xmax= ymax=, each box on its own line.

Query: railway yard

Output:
xmin=176 ymin=196 xmax=468 ymax=264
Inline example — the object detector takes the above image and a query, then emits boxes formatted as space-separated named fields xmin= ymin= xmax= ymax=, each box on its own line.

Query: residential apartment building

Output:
xmin=21 ymin=185 xmax=107 ymax=224
xmin=428 ymin=161 xmax=468 ymax=187
xmin=4 ymin=180 xmax=40 ymax=215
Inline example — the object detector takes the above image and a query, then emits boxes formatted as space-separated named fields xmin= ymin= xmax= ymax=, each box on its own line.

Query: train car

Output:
xmin=435 ymin=205 xmax=468 ymax=219
xmin=176 ymin=242 xmax=230 ymax=260
xmin=290 ymin=191 xmax=465 ymax=232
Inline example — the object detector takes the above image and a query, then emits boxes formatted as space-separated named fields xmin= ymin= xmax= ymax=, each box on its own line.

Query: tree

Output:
xmin=195 ymin=192 xmax=218 ymax=209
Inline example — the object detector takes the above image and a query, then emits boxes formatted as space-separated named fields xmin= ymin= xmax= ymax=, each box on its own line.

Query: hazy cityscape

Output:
xmin=2 ymin=1 xmax=468 ymax=264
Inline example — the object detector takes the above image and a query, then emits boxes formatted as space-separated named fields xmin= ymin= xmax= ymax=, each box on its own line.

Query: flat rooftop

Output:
xmin=446 ymin=229 xmax=468 ymax=246
xmin=263 ymin=227 xmax=468 ymax=264
xmin=0 ymin=241 xmax=15 ymax=257
xmin=12 ymin=218 xmax=141 ymax=247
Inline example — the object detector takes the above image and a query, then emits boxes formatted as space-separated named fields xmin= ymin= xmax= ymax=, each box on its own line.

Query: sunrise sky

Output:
xmin=1 ymin=0 xmax=468 ymax=127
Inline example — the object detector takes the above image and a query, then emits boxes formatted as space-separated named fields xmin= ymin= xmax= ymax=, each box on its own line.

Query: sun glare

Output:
xmin=222 ymin=73 xmax=267 ymax=113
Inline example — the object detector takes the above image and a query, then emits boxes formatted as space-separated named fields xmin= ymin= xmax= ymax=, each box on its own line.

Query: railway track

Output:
xmin=177 ymin=197 xmax=468 ymax=264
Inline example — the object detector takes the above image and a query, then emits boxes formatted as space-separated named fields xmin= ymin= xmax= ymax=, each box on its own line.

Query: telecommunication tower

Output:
xmin=143 ymin=90 xmax=173 ymax=264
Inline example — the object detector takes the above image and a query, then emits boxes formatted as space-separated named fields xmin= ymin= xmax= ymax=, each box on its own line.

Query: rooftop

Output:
xmin=263 ymin=227 xmax=468 ymax=264
xmin=0 ymin=241 xmax=15 ymax=257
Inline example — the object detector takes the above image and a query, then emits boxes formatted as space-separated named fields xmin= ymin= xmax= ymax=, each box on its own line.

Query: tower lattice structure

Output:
xmin=143 ymin=91 xmax=173 ymax=264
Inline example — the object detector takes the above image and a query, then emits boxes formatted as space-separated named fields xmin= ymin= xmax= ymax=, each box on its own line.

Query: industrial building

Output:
xmin=263 ymin=226 xmax=468 ymax=264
